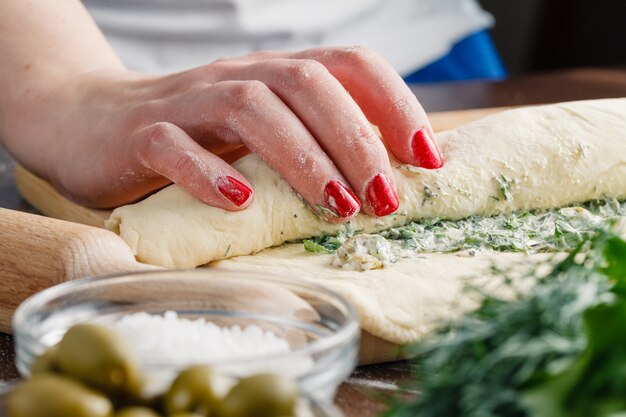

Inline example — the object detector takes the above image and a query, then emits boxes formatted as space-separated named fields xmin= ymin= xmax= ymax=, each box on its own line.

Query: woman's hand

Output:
xmin=1 ymin=1 xmax=442 ymax=223
xmin=13 ymin=46 xmax=441 ymax=223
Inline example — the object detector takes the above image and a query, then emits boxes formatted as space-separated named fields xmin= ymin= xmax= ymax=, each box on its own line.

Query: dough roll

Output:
xmin=106 ymin=99 xmax=626 ymax=268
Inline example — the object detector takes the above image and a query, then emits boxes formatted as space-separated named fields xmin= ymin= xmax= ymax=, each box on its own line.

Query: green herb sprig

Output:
xmin=384 ymin=228 xmax=626 ymax=417
xmin=302 ymin=232 xmax=351 ymax=254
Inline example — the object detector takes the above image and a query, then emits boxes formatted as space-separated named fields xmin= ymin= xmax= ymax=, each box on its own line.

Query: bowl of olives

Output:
xmin=12 ymin=270 xmax=360 ymax=403
xmin=1 ymin=323 xmax=345 ymax=417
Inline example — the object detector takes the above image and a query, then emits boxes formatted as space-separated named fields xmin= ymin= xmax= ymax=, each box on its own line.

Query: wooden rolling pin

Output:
xmin=0 ymin=208 xmax=158 ymax=334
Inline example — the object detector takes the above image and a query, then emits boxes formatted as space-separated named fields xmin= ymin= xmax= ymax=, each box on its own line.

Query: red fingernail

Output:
xmin=217 ymin=176 xmax=252 ymax=206
xmin=324 ymin=181 xmax=360 ymax=218
xmin=366 ymin=173 xmax=399 ymax=216
xmin=412 ymin=128 xmax=443 ymax=169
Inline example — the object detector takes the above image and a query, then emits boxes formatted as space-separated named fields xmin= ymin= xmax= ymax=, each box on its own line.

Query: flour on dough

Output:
xmin=106 ymin=98 xmax=626 ymax=268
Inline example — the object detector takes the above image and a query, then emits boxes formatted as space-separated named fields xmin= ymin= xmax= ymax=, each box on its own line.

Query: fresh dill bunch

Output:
xmin=384 ymin=229 xmax=626 ymax=417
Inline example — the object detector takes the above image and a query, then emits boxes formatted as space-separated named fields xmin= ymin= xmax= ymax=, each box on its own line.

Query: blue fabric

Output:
xmin=403 ymin=30 xmax=506 ymax=83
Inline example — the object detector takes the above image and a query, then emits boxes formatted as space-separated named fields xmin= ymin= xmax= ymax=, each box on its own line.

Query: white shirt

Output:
xmin=83 ymin=0 xmax=493 ymax=76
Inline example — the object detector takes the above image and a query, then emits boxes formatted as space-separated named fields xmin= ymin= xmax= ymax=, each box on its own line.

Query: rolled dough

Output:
xmin=105 ymin=98 xmax=626 ymax=345
xmin=106 ymin=98 xmax=626 ymax=268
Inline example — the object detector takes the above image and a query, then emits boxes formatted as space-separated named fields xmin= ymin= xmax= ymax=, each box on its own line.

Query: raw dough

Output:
xmin=106 ymin=98 xmax=626 ymax=268
xmin=212 ymin=244 xmax=543 ymax=344
xmin=105 ymin=98 xmax=626 ymax=345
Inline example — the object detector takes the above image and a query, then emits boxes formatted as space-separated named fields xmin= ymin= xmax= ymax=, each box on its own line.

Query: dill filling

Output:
xmin=303 ymin=199 xmax=626 ymax=256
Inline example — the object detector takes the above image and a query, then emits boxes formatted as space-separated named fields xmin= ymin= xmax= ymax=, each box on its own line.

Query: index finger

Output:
xmin=293 ymin=47 xmax=443 ymax=169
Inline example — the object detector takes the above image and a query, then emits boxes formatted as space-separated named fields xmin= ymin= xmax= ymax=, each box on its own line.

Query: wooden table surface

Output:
xmin=1 ymin=67 xmax=625 ymax=416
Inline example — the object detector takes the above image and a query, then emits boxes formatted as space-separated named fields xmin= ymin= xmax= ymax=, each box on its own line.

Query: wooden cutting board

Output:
xmin=4 ymin=106 xmax=509 ymax=364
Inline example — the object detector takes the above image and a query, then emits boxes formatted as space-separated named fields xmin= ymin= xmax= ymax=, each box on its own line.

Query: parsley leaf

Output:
xmin=302 ymin=231 xmax=352 ymax=254
xmin=303 ymin=239 xmax=332 ymax=254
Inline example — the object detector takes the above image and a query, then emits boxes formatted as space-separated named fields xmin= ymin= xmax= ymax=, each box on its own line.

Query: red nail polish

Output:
xmin=412 ymin=128 xmax=443 ymax=169
xmin=324 ymin=181 xmax=360 ymax=218
xmin=366 ymin=173 xmax=399 ymax=216
xmin=217 ymin=176 xmax=252 ymax=206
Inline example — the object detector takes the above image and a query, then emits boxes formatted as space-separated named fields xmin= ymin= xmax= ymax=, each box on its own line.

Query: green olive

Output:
xmin=115 ymin=406 xmax=161 ymax=417
xmin=56 ymin=323 xmax=140 ymax=395
xmin=6 ymin=373 xmax=113 ymax=417
xmin=218 ymin=373 xmax=297 ymax=417
xmin=31 ymin=345 xmax=60 ymax=374
xmin=164 ymin=365 xmax=232 ymax=415
xmin=118 ymin=378 xmax=165 ymax=410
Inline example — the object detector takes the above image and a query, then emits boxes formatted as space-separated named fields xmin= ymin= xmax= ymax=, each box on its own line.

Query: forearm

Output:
xmin=0 ymin=0 xmax=125 ymax=165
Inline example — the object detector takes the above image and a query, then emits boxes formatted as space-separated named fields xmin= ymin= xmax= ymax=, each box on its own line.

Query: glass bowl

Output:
xmin=12 ymin=269 xmax=359 ymax=403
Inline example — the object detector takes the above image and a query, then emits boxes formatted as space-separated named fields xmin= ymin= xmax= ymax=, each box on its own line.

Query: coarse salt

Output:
xmin=112 ymin=311 xmax=292 ymax=367
xmin=110 ymin=311 xmax=318 ymax=394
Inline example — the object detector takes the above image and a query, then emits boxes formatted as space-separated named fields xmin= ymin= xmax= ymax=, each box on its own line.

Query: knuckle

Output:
xmin=142 ymin=122 xmax=176 ymax=146
xmin=275 ymin=59 xmax=334 ymax=95
xmin=133 ymin=122 xmax=179 ymax=167
xmin=223 ymin=80 xmax=271 ymax=113
xmin=212 ymin=81 xmax=273 ymax=129
xmin=334 ymin=45 xmax=378 ymax=67
xmin=285 ymin=59 xmax=327 ymax=82
xmin=228 ymin=79 xmax=268 ymax=102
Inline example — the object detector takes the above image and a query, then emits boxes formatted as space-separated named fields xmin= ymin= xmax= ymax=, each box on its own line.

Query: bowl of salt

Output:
xmin=12 ymin=269 xmax=359 ymax=413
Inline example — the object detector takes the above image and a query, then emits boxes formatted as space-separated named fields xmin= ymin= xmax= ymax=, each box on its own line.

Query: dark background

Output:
xmin=478 ymin=0 xmax=626 ymax=74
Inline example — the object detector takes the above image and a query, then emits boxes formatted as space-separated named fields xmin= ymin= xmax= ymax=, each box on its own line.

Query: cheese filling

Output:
xmin=304 ymin=199 xmax=626 ymax=271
